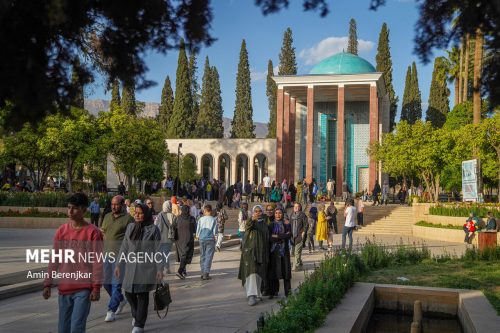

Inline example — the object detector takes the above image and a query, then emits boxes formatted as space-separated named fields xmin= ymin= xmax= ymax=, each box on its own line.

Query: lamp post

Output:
xmin=176 ymin=143 xmax=182 ymax=195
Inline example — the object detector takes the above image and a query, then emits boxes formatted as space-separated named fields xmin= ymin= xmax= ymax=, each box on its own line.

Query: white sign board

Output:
xmin=462 ymin=159 xmax=478 ymax=202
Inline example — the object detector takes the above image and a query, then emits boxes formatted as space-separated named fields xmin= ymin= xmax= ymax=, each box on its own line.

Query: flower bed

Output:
xmin=429 ymin=204 xmax=500 ymax=218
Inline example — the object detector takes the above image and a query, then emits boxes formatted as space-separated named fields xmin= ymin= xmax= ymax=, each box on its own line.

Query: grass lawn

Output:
xmin=359 ymin=258 xmax=500 ymax=314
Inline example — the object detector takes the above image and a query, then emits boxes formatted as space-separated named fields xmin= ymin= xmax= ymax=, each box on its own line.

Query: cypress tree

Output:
xmin=158 ymin=76 xmax=174 ymax=132
xmin=167 ymin=39 xmax=193 ymax=138
xmin=347 ymin=18 xmax=358 ymax=55
xmin=197 ymin=57 xmax=224 ymax=138
xmin=401 ymin=66 xmax=412 ymax=123
xmin=266 ymin=59 xmax=277 ymax=138
xmin=426 ymin=57 xmax=450 ymax=127
xmin=409 ymin=61 xmax=422 ymax=124
xmin=110 ymin=79 xmax=121 ymax=113
xmin=278 ymin=28 xmax=297 ymax=75
xmin=231 ymin=39 xmax=255 ymax=138
xmin=121 ymin=81 xmax=136 ymax=116
xmin=188 ymin=52 xmax=200 ymax=134
xmin=376 ymin=23 xmax=398 ymax=131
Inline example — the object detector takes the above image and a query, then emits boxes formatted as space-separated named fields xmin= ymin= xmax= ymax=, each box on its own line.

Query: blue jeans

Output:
xmin=341 ymin=226 xmax=356 ymax=251
xmin=159 ymin=242 xmax=173 ymax=271
xmin=199 ymin=239 xmax=216 ymax=274
xmin=103 ymin=260 xmax=124 ymax=312
xmin=58 ymin=289 xmax=91 ymax=333
xmin=207 ymin=192 xmax=212 ymax=201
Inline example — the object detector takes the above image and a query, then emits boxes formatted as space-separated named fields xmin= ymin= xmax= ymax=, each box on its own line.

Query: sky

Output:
xmin=86 ymin=0 xmax=450 ymax=124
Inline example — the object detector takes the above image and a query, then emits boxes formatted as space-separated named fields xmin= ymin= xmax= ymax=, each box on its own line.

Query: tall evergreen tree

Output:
xmin=266 ymin=59 xmax=277 ymax=138
xmin=278 ymin=28 xmax=297 ymax=75
xmin=347 ymin=18 xmax=358 ymax=55
xmin=110 ymin=79 xmax=121 ymax=113
xmin=167 ymin=39 xmax=193 ymax=138
xmin=121 ymin=81 xmax=136 ymax=116
xmin=426 ymin=57 xmax=450 ymax=127
xmin=231 ymin=39 xmax=255 ymax=138
xmin=188 ymin=52 xmax=200 ymax=133
xmin=375 ymin=23 xmax=398 ymax=131
xmin=197 ymin=57 xmax=224 ymax=138
xmin=401 ymin=66 xmax=412 ymax=123
xmin=409 ymin=61 xmax=422 ymax=124
xmin=158 ymin=76 xmax=174 ymax=132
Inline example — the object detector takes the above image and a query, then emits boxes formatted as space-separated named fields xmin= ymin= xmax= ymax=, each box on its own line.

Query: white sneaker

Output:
xmin=132 ymin=318 xmax=135 ymax=327
xmin=131 ymin=327 xmax=144 ymax=333
xmin=115 ymin=298 xmax=128 ymax=315
xmin=104 ymin=310 xmax=116 ymax=322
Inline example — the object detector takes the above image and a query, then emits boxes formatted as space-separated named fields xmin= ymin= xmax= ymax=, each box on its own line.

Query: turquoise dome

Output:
xmin=310 ymin=52 xmax=376 ymax=75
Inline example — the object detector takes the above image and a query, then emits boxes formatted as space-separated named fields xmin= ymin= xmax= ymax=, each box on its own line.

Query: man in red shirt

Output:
xmin=43 ymin=193 xmax=103 ymax=333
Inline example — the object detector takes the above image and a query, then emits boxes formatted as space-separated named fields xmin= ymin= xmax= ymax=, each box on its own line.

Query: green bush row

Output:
xmin=415 ymin=220 xmax=463 ymax=230
xmin=258 ymin=241 xmax=431 ymax=333
xmin=429 ymin=205 xmax=500 ymax=218
xmin=0 ymin=208 xmax=93 ymax=218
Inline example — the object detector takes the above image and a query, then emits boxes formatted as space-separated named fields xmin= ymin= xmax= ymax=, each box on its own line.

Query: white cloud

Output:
xmin=299 ymin=36 xmax=375 ymax=66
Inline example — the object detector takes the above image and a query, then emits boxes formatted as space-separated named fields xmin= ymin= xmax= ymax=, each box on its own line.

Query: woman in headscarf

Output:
xmin=172 ymin=205 xmax=196 ymax=279
xmin=315 ymin=204 xmax=328 ymax=250
xmin=238 ymin=205 xmax=270 ymax=306
xmin=155 ymin=200 xmax=175 ymax=275
xmin=267 ymin=207 xmax=292 ymax=298
xmin=115 ymin=203 xmax=161 ymax=333
xmin=171 ymin=196 xmax=180 ymax=216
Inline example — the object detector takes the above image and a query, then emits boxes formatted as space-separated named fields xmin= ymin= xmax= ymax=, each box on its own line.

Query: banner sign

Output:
xmin=462 ymin=159 xmax=479 ymax=202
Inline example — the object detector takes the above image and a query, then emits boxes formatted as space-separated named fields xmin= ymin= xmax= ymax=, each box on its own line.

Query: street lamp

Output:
xmin=176 ymin=143 xmax=182 ymax=195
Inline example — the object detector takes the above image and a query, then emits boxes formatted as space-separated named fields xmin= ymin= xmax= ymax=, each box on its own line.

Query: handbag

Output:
xmin=153 ymin=282 xmax=172 ymax=318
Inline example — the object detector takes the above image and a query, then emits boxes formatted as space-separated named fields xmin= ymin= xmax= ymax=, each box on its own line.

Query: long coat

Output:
xmin=268 ymin=221 xmax=292 ymax=280
xmin=172 ymin=213 xmax=196 ymax=264
xmin=238 ymin=217 xmax=270 ymax=286
xmin=316 ymin=211 xmax=328 ymax=241
xmin=119 ymin=223 xmax=161 ymax=293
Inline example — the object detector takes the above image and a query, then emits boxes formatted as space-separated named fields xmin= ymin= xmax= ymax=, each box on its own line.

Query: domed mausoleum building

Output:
xmin=272 ymin=52 xmax=389 ymax=195
xmin=107 ymin=53 xmax=389 ymax=195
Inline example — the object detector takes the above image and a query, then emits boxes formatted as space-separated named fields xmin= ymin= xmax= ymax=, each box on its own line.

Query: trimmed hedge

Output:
xmin=0 ymin=192 xmax=114 ymax=207
xmin=257 ymin=241 xmax=430 ymax=333
xmin=415 ymin=220 xmax=463 ymax=230
xmin=429 ymin=204 xmax=500 ymax=218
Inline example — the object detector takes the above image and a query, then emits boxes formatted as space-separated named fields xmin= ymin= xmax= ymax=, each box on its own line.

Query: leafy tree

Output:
xmin=231 ymin=40 xmax=255 ymax=138
xmin=3 ymin=123 xmax=56 ymax=190
xmin=167 ymin=39 xmax=193 ymax=138
xmin=443 ymin=102 xmax=473 ymax=130
xmin=266 ymin=59 xmax=277 ymax=138
xmin=476 ymin=112 xmax=500 ymax=200
xmin=41 ymin=108 xmax=97 ymax=193
xmin=110 ymin=80 xmax=121 ymax=113
xmin=278 ymin=28 xmax=297 ymax=75
xmin=347 ymin=18 xmax=358 ymax=55
xmin=376 ymin=23 xmax=398 ymax=131
xmin=426 ymin=57 xmax=450 ymax=127
xmin=158 ymin=76 xmax=174 ymax=132
xmin=400 ymin=66 xmax=412 ymax=123
xmin=188 ymin=52 xmax=200 ymax=133
xmin=180 ymin=155 xmax=199 ymax=182
xmin=196 ymin=57 xmax=224 ymax=138
xmin=71 ymin=63 xmax=84 ymax=109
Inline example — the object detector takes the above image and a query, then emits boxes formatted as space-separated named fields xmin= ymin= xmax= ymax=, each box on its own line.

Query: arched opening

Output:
xmin=185 ymin=154 xmax=197 ymax=172
xmin=201 ymin=154 xmax=214 ymax=180
xmin=236 ymin=154 xmax=249 ymax=184
xmin=218 ymin=154 xmax=231 ymax=184
xmin=253 ymin=153 xmax=268 ymax=185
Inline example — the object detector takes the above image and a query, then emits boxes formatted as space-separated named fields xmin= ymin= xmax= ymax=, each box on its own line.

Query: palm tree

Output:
xmin=473 ymin=28 xmax=484 ymax=124
xmin=447 ymin=47 xmax=461 ymax=106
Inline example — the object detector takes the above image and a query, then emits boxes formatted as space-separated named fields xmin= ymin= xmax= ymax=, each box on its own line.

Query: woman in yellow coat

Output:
xmin=315 ymin=204 xmax=328 ymax=250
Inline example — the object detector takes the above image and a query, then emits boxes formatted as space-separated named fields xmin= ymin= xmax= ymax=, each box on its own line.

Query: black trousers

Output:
xmin=357 ymin=212 xmax=364 ymax=226
xmin=125 ymin=291 xmax=149 ymax=329
xmin=90 ymin=213 xmax=100 ymax=227
xmin=269 ymin=278 xmax=291 ymax=296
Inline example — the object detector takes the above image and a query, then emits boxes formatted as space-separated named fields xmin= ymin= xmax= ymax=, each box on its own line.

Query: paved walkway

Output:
xmin=0 ymin=226 xmax=471 ymax=333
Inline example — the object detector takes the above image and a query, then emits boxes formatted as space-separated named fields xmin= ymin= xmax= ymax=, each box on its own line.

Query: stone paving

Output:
xmin=0 ymin=225 xmax=472 ymax=333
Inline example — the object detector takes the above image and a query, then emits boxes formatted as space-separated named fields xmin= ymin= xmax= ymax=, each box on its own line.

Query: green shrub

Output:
xmin=415 ymin=220 xmax=463 ymax=230
xmin=0 ymin=192 xmax=112 ymax=207
xmin=429 ymin=204 xmax=500 ymax=218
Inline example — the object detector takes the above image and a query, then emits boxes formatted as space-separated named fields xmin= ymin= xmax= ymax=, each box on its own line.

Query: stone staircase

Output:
xmin=356 ymin=205 xmax=414 ymax=236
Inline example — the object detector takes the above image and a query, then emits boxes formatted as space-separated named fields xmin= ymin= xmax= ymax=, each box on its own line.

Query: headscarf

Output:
xmin=162 ymin=200 xmax=172 ymax=213
xmin=252 ymin=205 xmax=264 ymax=213
xmin=130 ymin=203 xmax=153 ymax=241
xmin=171 ymin=196 xmax=178 ymax=205
xmin=180 ymin=204 xmax=190 ymax=217
xmin=271 ymin=207 xmax=285 ymax=256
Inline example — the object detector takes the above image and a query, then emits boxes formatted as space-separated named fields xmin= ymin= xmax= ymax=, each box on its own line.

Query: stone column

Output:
xmin=289 ymin=97 xmax=296 ymax=184
xmin=283 ymin=93 xmax=290 ymax=182
xmin=276 ymin=88 xmax=284 ymax=182
xmin=369 ymin=84 xmax=379 ymax=192
xmin=306 ymin=86 xmax=314 ymax=184
xmin=336 ymin=85 xmax=345 ymax=197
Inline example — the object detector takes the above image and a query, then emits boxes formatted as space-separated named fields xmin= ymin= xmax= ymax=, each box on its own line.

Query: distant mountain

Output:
xmin=84 ymin=99 xmax=268 ymax=138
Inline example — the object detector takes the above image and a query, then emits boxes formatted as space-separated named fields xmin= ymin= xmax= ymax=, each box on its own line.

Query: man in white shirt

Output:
xmin=342 ymin=199 xmax=357 ymax=251
xmin=262 ymin=174 xmax=271 ymax=202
